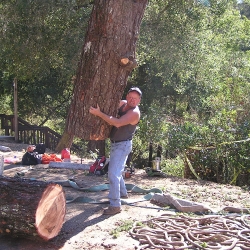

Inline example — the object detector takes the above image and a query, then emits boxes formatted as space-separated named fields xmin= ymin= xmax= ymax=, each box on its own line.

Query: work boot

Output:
xmin=121 ymin=194 xmax=129 ymax=199
xmin=103 ymin=206 xmax=121 ymax=215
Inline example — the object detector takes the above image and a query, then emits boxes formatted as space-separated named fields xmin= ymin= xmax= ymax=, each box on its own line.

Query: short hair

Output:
xmin=27 ymin=145 xmax=36 ymax=150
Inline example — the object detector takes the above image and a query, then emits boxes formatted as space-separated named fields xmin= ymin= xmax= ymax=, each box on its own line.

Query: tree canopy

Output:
xmin=0 ymin=0 xmax=91 ymax=126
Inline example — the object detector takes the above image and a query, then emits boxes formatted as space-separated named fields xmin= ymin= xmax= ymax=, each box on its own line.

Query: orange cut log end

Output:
xmin=35 ymin=184 xmax=66 ymax=241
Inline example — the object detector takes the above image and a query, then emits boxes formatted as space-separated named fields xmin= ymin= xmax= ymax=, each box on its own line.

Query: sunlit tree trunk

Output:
xmin=58 ymin=0 xmax=147 ymax=151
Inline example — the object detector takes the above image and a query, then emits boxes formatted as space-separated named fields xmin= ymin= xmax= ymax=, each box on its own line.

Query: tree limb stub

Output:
xmin=120 ymin=58 xmax=130 ymax=65
xmin=120 ymin=57 xmax=138 ymax=70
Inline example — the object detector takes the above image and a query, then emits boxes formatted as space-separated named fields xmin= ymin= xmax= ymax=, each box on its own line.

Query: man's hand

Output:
xmin=89 ymin=102 xmax=140 ymax=127
xmin=89 ymin=104 xmax=101 ymax=116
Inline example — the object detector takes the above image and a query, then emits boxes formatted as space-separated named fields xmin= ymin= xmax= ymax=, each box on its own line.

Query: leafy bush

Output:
xmin=166 ymin=108 xmax=250 ymax=185
xmin=132 ymin=102 xmax=250 ymax=186
xmin=160 ymin=156 xmax=184 ymax=178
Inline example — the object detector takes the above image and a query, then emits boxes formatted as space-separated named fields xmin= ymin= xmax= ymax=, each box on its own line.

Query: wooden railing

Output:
xmin=0 ymin=114 xmax=81 ymax=154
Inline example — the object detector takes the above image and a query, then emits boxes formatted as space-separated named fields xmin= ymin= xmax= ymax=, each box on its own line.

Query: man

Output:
xmin=22 ymin=145 xmax=42 ymax=165
xmin=89 ymin=87 xmax=142 ymax=215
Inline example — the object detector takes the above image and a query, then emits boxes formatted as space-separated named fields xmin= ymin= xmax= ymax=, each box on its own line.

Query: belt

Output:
xmin=110 ymin=139 xmax=131 ymax=143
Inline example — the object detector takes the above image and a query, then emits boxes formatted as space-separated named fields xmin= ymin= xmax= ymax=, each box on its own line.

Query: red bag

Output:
xmin=89 ymin=156 xmax=109 ymax=175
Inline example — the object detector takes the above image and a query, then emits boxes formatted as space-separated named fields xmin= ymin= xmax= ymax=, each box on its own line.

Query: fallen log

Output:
xmin=49 ymin=161 xmax=91 ymax=170
xmin=0 ymin=176 xmax=66 ymax=241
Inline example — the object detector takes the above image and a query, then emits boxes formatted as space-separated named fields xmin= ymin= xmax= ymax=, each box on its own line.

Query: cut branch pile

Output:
xmin=130 ymin=213 xmax=250 ymax=249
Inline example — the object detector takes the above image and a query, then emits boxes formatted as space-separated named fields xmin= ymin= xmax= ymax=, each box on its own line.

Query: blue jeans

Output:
xmin=108 ymin=140 xmax=132 ymax=207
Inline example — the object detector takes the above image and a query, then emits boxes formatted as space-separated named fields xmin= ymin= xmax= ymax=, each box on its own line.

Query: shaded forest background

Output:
xmin=0 ymin=0 xmax=250 ymax=185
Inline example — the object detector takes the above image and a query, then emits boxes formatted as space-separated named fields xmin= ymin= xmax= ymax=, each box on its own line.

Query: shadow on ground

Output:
xmin=0 ymin=203 xmax=108 ymax=250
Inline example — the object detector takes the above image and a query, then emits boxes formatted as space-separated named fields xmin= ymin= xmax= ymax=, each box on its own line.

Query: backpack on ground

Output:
xmin=89 ymin=156 xmax=109 ymax=175
xmin=34 ymin=143 xmax=46 ymax=154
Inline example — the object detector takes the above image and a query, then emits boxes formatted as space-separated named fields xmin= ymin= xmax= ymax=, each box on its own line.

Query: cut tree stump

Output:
xmin=0 ymin=176 xmax=66 ymax=241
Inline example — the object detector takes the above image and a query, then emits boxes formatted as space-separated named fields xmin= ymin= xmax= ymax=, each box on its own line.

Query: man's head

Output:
xmin=126 ymin=87 xmax=142 ymax=107
xmin=27 ymin=145 xmax=36 ymax=152
xmin=127 ymin=87 xmax=142 ymax=97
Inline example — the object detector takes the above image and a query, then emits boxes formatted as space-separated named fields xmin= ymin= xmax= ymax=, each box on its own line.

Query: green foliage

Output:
xmin=160 ymin=156 xmax=185 ymax=178
xmin=0 ymin=94 xmax=12 ymax=114
xmin=0 ymin=1 xmax=91 ymax=129
xmin=0 ymin=1 xmax=91 ymax=80
xmin=184 ymin=139 xmax=250 ymax=185
xmin=110 ymin=220 xmax=134 ymax=239
xmin=136 ymin=0 xmax=250 ymax=117
xmin=165 ymin=104 xmax=250 ymax=185
xmin=167 ymin=105 xmax=249 ymax=151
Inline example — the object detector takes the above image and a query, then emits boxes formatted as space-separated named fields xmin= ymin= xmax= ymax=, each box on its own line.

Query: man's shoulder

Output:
xmin=133 ymin=105 xmax=140 ymax=113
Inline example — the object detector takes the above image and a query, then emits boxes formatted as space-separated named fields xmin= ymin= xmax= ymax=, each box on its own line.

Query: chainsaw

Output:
xmin=145 ymin=157 xmax=168 ymax=177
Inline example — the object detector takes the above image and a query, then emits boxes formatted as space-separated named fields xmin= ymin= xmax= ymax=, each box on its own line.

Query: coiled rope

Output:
xmin=130 ymin=213 xmax=250 ymax=249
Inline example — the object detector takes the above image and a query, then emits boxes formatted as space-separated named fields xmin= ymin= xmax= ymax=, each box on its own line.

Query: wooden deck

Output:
xmin=0 ymin=114 xmax=81 ymax=154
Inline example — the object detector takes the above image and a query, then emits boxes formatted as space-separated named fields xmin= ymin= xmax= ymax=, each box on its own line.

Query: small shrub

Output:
xmin=160 ymin=156 xmax=184 ymax=177
xmin=110 ymin=220 xmax=134 ymax=238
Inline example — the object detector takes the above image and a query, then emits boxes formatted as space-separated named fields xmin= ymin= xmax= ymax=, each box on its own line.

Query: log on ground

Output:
xmin=49 ymin=161 xmax=90 ymax=170
xmin=0 ymin=176 xmax=66 ymax=241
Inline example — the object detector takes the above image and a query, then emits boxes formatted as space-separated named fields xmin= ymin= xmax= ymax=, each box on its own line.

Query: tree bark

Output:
xmin=65 ymin=0 xmax=148 ymax=141
xmin=0 ymin=176 xmax=66 ymax=241
xmin=55 ymin=130 xmax=74 ymax=152
xmin=88 ymin=140 xmax=106 ymax=156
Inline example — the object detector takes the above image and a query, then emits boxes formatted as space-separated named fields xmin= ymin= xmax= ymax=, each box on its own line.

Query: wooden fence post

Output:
xmin=13 ymin=78 xmax=18 ymax=142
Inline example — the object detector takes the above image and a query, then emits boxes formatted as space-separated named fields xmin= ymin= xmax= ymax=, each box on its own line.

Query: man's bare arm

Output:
xmin=89 ymin=104 xmax=139 ymax=127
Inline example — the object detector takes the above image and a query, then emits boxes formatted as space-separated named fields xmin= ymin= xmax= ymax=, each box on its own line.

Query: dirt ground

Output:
xmin=0 ymin=139 xmax=250 ymax=250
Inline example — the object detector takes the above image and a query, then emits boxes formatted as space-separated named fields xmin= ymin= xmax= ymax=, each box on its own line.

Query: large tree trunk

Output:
xmin=0 ymin=176 xmax=66 ymax=241
xmin=65 ymin=0 xmax=148 ymax=141
xmin=55 ymin=130 xmax=74 ymax=152
xmin=88 ymin=140 xmax=106 ymax=156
